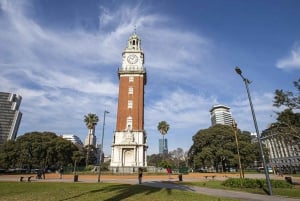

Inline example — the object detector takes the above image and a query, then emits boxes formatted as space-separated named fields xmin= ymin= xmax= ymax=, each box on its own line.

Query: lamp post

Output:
xmin=231 ymin=120 xmax=243 ymax=179
xmin=97 ymin=110 xmax=109 ymax=183
xmin=235 ymin=66 xmax=272 ymax=195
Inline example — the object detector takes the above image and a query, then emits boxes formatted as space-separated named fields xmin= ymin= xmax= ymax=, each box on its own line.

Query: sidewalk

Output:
xmin=1 ymin=173 xmax=299 ymax=201
xmin=142 ymin=181 xmax=300 ymax=201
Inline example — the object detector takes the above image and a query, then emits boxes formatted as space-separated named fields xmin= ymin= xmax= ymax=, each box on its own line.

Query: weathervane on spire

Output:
xmin=134 ymin=25 xmax=137 ymax=34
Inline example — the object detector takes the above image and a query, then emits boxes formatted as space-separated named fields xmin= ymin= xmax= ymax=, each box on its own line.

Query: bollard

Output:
xmin=178 ymin=174 xmax=183 ymax=181
xmin=74 ymin=175 xmax=78 ymax=182
xmin=285 ymin=177 xmax=292 ymax=184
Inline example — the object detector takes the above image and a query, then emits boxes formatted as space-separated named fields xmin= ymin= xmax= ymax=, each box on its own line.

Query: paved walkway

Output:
xmin=142 ymin=181 xmax=300 ymax=201
xmin=1 ymin=173 xmax=299 ymax=201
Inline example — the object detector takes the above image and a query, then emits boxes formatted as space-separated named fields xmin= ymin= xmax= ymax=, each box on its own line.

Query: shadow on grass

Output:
xmin=59 ymin=181 xmax=196 ymax=201
xmin=58 ymin=183 xmax=162 ymax=201
xmin=103 ymin=181 xmax=196 ymax=201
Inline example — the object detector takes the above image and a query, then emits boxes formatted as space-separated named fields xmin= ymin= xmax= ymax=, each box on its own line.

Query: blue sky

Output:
xmin=1 ymin=0 xmax=299 ymax=155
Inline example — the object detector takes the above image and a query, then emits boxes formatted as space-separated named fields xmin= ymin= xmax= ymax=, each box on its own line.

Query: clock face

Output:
xmin=127 ymin=54 xmax=138 ymax=64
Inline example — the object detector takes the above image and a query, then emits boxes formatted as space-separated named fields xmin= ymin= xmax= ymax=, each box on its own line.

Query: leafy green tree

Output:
xmin=147 ymin=153 xmax=173 ymax=169
xmin=147 ymin=154 xmax=163 ymax=167
xmin=272 ymin=79 xmax=300 ymax=139
xmin=0 ymin=140 xmax=18 ymax=169
xmin=189 ymin=124 xmax=259 ymax=172
xmin=0 ymin=132 xmax=78 ymax=170
xmin=82 ymin=145 xmax=98 ymax=165
xmin=72 ymin=151 xmax=84 ymax=174
xmin=273 ymin=79 xmax=300 ymax=109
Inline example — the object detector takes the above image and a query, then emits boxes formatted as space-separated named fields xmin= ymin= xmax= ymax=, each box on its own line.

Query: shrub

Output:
xmin=271 ymin=179 xmax=293 ymax=188
xmin=222 ymin=178 xmax=293 ymax=189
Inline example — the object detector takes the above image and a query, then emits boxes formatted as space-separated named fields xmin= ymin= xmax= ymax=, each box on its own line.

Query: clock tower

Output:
xmin=110 ymin=33 xmax=147 ymax=172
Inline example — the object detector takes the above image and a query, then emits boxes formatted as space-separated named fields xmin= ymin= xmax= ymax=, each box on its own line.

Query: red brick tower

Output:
xmin=110 ymin=33 xmax=147 ymax=171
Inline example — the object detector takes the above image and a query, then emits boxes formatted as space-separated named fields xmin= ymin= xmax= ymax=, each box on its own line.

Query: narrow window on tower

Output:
xmin=128 ymin=87 xmax=133 ymax=95
xmin=126 ymin=116 xmax=132 ymax=131
xmin=129 ymin=76 xmax=134 ymax=82
xmin=128 ymin=100 xmax=133 ymax=109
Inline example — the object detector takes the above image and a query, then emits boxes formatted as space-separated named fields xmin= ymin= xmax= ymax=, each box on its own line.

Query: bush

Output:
xmin=271 ymin=179 xmax=293 ymax=188
xmin=84 ymin=165 xmax=94 ymax=171
xmin=222 ymin=178 xmax=293 ymax=189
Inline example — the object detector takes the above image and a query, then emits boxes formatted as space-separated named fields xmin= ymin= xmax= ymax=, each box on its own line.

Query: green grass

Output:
xmin=182 ymin=180 xmax=300 ymax=198
xmin=0 ymin=182 xmax=240 ymax=201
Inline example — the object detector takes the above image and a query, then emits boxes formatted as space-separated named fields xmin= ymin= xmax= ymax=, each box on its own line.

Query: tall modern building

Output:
xmin=0 ymin=92 xmax=22 ymax=146
xmin=110 ymin=32 xmax=148 ymax=172
xmin=159 ymin=138 xmax=168 ymax=154
xmin=210 ymin=104 xmax=233 ymax=126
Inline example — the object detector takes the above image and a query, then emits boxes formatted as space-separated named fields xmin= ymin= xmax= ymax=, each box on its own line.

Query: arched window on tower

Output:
xmin=133 ymin=40 xmax=135 ymax=45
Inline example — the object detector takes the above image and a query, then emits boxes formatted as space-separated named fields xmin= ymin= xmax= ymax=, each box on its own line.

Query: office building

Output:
xmin=0 ymin=92 xmax=22 ymax=146
xmin=159 ymin=138 xmax=168 ymax=154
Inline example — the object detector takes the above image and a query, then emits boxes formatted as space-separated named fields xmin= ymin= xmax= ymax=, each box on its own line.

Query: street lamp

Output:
xmin=97 ymin=110 xmax=109 ymax=183
xmin=231 ymin=120 xmax=243 ymax=179
xmin=235 ymin=66 xmax=272 ymax=195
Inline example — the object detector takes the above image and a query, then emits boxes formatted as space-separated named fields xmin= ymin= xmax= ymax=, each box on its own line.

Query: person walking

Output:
xmin=167 ymin=167 xmax=172 ymax=179
xmin=138 ymin=167 xmax=143 ymax=184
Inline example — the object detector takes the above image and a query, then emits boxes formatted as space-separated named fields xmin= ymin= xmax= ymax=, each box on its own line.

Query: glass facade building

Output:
xmin=159 ymin=138 xmax=168 ymax=154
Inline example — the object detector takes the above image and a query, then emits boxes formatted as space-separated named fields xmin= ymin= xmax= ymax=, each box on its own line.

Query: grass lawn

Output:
xmin=182 ymin=180 xmax=300 ymax=198
xmin=0 ymin=182 xmax=240 ymax=201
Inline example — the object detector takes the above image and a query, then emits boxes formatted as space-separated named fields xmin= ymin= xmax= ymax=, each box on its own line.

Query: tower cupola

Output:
xmin=126 ymin=33 xmax=141 ymax=51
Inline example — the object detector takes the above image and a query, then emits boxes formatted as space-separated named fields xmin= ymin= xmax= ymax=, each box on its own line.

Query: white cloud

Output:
xmin=146 ymin=89 xmax=216 ymax=126
xmin=0 ymin=0 xmax=285 ymax=155
xmin=231 ymin=92 xmax=277 ymax=132
xmin=276 ymin=42 xmax=300 ymax=70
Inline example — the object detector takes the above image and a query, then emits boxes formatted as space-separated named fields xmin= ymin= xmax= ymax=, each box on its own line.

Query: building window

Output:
xmin=129 ymin=76 xmax=134 ymax=82
xmin=128 ymin=100 xmax=133 ymax=108
xmin=128 ymin=87 xmax=133 ymax=95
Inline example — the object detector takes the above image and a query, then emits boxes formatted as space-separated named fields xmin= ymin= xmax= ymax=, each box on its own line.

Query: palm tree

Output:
xmin=157 ymin=121 xmax=170 ymax=157
xmin=84 ymin=113 xmax=99 ymax=167
xmin=84 ymin=113 xmax=99 ymax=130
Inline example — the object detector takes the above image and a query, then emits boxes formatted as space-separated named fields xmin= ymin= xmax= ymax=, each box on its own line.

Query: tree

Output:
xmin=147 ymin=153 xmax=173 ymax=168
xmin=84 ymin=113 xmax=99 ymax=166
xmin=169 ymin=148 xmax=185 ymax=169
xmin=0 ymin=132 xmax=78 ymax=170
xmin=147 ymin=154 xmax=163 ymax=167
xmin=72 ymin=151 xmax=84 ymax=175
xmin=272 ymin=79 xmax=300 ymax=139
xmin=84 ymin=113 xmax=99 ymax=130
xmin=273 ymin=79 xmax=300 ymax=109
xmin=157 ymin=121 xmax=170 ymax=156
xmin=188 ymin=125 xmax=259 ymax=172
xmin=0 ymin=140 xmax=18 ymax=169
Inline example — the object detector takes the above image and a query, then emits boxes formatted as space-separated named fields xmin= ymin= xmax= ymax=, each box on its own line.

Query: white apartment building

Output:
xmin=210 ymin=104 xmax=233 ymax=126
